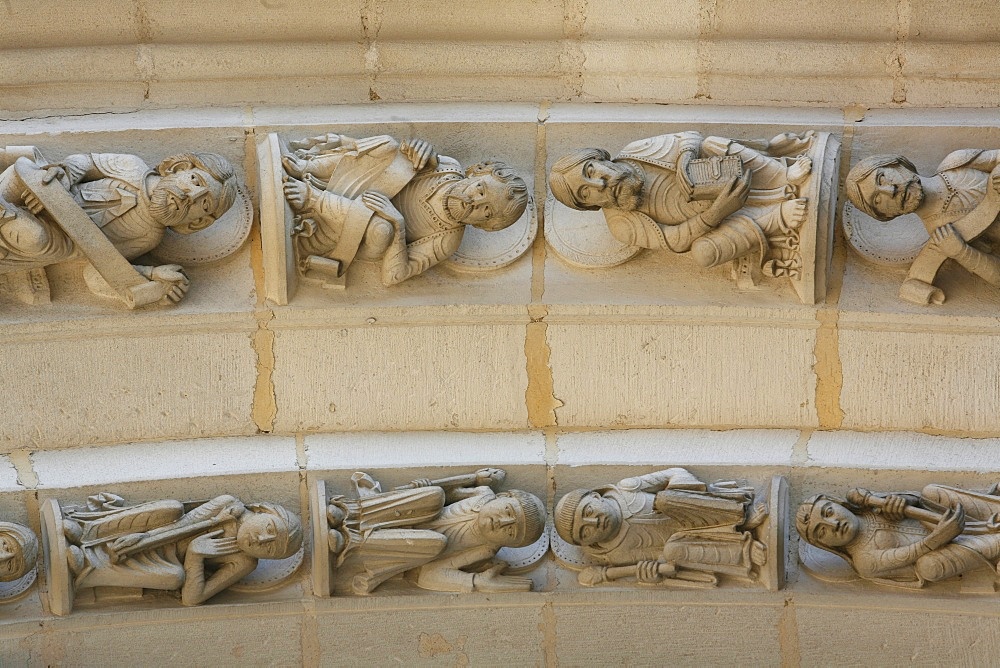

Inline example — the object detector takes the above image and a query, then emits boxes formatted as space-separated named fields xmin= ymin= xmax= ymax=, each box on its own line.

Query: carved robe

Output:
xmin=602 ymin=133 xmax=795 ymax=266
xmin=294 ymin=135 xmax=466 ymax=277
xmin=846 ymin=485 xmax=1000 ymax=586
xmin=67 ymin=495 xmax=245 ymax=592
xmin=921 ymin=150 xmax=1000 ymax=235
xmin=330 ymin=486 xmax=505 ymax=594
xmin=0 ymin=153 xmax=157 ymax=271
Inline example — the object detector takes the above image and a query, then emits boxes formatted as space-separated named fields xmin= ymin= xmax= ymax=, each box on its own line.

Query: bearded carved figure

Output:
xmin=547 ymin=130 xmax=839 ymax=304
xmin=0 ymin=146 xmax=244 ymax=308
xmin=844 ymin=150 xmax=1000 ymax=305
xmin=260 ymin=132 xmax=534 ymax=301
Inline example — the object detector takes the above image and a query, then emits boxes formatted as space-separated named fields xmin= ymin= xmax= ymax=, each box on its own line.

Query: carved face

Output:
xmin=236 ymin=510 xmax=291 ymax=559
xmin=572 ymin=492 xmax=622 ymax=546
xmin=0 ymin=531 xmax=24 ymax=582
xmin=476 ymin=495 xmax=527 ymax=547
xmin=149 ymin=168 xmax=225 ymax=233
xmin=856 ymin=163 xmax=923 ymax=220
xmin=441 ymin=173 xmax=515 ymax=228
xmin=560 ymin=158 xmax=644 ymax=211
xmin=803 ymin=499 xmax=860 ymax=548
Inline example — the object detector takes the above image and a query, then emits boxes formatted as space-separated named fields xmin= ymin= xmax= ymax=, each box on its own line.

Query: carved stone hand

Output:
xmin=473 ymin=562 xmax=532 ymax=592
xmin=930 ymin=223 xmax=967 ymax=258
xmin=188 ymin=530 xmax=240 ymax=559
xmin=705 ymin=171 xmax=752 ymax=224
xmin=149 ymin=264 xmax=190 ymax=304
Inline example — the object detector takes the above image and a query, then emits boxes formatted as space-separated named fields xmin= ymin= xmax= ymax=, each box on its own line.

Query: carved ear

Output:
xmin=188 ymin=216 xmax=215 ymax=232
xmin=158 ymin=158 xmax=195 ymax=176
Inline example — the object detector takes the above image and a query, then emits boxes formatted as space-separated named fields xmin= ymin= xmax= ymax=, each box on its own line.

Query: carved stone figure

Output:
xmin=276 ymin=134 xmax=530 ymax=291
xmin=551 ymin=469 xmax=787 ymax=590
xmin=546 ymin=131 xmax=840 ymax=304
xmin=0 ymin=146 xmax=242 ymax=308
xmin=845 ymin=151 xmax=1000 ymax=304
xmin=0 ymin=521 xmax=39 ymax=602
xmin=797 ymin=484 xmax=1000 ymax=590
xmin=40 ymin=492 xmax=303 ymax=616
xmin=310 ymin=469 xmax=548 ymax=596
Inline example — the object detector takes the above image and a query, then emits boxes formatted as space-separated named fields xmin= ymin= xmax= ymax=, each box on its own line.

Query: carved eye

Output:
xmin=876 ymin=172 xmax=884 ymax=186
xmin=579 ymin=186 xmax=590 ymax=199
xmin=822 ymin=505 xmax=833 ymax=518
xmin=584 ymin=162 xmax=594 ymax=178
xmin=483 ymin=206 xmax=492 ymax=219
xmin=873 ymin=194 xmax=882 ymax=209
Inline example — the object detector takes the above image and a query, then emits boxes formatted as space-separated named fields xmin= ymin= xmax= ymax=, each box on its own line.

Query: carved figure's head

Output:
xmin=796 ymin=495 xmax=862 ymax=551
xmin=549 ymin=149 xmax=645 ymax=212
xmin=0 ymin=522 xmax=37 ymax=583
xmin=151 ymin=153 xmax=238 ymax=234
xmin=476 ymin=489 xmax=546 ymax=548
xmin=441 ymin=161 xmax=529 ymax=231
xmin=554 ymin=489 xmax=623 ymax=547
xmin=845 ymin=154 xmax=924 ymax=222
xmin=237 ymin=502 xmax=303 ymax=560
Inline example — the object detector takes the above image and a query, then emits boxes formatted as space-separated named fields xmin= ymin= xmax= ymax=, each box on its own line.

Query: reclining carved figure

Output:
xmin=322 ymin=468 xmax=546 ymax=595
xmin=845 ymin=149 xmax=1000 ymax=304
xmin=282 ymin=134 xmax=529 ymax=286
xmin=548 ymin=132 xmax=814 ymax=285
xmin=554 ymin=467 xmax=770 ymax=587
xmin=42 ymin=492 xmax=302 ymax=615
xmin=798 ymin=484 xmax=1000 ymax=589
xmin=0 ymin=147 xmax=238 ymax=307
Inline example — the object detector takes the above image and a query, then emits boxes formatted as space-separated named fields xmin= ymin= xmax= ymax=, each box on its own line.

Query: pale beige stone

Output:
xmin=553 ymin=594 xmax=784 ymax=665
xmin=547 ymin=308 xmax=818 ymax=428
xmin=305 ymin=431 xmax=545 ymax=471
xmin=271 ymin=311 xmax=529 ymax=432
xmin=805 ymin=431 xmax=1000 ymax=472
xmin=35 ymin=604 xmax=303 ymax=664
xmin=797 ymin=483 xmax=1000 ymax=591
xmin=552 ymin=468 xmax=785 ymax=590
xmin=556 ymin=429 xmax=799 ymax=466
xmin=838 ymin=316 xmax=1000 ymax=432
xmin=0 ymin=319 xmax=258 ymax=448
xmin=315 ymin=595 xmax=546 ymax=665
xmin=796 ymin=603 xmax=1000 ymax=666
xmin=40 ymin=490 xmax=303 ymax=615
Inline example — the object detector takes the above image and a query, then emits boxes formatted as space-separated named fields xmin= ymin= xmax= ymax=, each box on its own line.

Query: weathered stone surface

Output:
xmin=272 ymin=311 xmax=530 ymax=432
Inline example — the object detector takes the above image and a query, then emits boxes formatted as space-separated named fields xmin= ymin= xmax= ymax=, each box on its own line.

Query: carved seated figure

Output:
xmin=797 ymin=485 xmax=1000 ymax=589
xmin=548 ymin=132 xmax=813 ymax=285
xmin=42 ymin=492 xmax=302 ymax=614
xmin=845 ymin=150 xmax=1000 ymax=304
xmin=281 ymin=133 xmax=529 ymax=286
xmin=553 ymin=468 xmax=769 ymax=587
xmin=0 ymin=147 xmax=238 ymax=307
xmin=0 ymin=521 xmax=38 ymax=585
xmin=323 ymin=469 xmax=546 ymax=595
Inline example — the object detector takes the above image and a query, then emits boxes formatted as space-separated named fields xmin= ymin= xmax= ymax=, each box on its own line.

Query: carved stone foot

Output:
xmin=780 ymin=198 xmax=809 ymax=230
xmin=786 ymin=157 xmax=813 ymax=186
